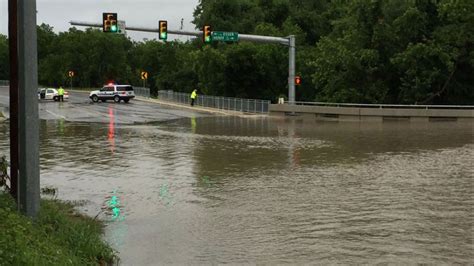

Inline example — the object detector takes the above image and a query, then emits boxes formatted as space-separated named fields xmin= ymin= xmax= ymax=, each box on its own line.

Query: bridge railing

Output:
xmin=158 ymin=90 xmax=270 ymax=114
xmin=291 ymin=101 xmax=474 ymax=110
xmin=133 ymin=87 xmax=150 ymax=98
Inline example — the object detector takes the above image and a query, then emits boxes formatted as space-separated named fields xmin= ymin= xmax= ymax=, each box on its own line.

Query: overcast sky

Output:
xmin=0 ymin=0 xmax=200 ymax=41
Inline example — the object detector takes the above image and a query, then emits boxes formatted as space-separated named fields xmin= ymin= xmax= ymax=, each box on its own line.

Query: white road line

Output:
xmin=45 ymin=110 xmax=66 ymax=119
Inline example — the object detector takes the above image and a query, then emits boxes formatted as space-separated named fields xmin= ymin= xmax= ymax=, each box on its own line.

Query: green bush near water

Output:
xmin=0 ymin=192 xmax=117 ymax=265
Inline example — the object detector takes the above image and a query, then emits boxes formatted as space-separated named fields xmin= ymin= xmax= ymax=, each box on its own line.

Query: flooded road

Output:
xmin=0 ymin=103 xmax=472 ymax=264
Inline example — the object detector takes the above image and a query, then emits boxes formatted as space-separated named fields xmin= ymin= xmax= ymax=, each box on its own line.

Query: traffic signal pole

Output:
xmin=288 ymin=35 xmax=296 ymax=106
xmin=70 ymin=20 xmax=296 ymax=104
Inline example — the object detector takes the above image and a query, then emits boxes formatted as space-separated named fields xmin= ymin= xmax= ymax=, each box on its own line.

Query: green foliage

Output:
xmin=0 ymin=0 xmax=472 ymax=104
xmin=0 ymin=192 xmax=117 ymax=265
xmin=38 ymin=26 xmax=133 ymax=88
xmin=311 ymin=0 xmax=474 ymax=104
xmin=0 ymin=34 xmax=8 ymax=80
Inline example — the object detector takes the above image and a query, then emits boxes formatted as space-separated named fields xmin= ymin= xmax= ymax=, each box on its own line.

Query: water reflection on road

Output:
xmin=0 ymin=116 xmax=472 ymax=264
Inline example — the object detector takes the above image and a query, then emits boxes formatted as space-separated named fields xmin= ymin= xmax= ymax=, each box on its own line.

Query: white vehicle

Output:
xmin=38 ymin=88 xmax=69 ymax=101
xmin=89 ymin=85 xmax=135 ymax=103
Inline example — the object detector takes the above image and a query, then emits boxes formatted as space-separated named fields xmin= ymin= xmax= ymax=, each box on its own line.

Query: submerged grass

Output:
xmin=0 ymin=192 xmax=117 ymax=265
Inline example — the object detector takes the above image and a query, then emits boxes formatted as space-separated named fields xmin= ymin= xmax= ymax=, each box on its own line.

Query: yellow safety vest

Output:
xmin=191 ymin=90 xmax=197 ymax=99
xmin=58 ymin=88 xmax=64 ymax=96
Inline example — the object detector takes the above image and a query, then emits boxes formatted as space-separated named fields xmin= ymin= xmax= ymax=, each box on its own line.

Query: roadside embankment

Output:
xmin=0 ymin=192 xmax=117 ymax=265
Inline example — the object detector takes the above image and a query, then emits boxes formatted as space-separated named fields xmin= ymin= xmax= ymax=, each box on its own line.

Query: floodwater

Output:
xmin=0 ymin=114 xmax=472 ymax=264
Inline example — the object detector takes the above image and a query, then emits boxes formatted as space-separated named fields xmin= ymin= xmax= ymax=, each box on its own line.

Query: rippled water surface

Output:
xmin=0 ymin=117 xmax=472 ymax=264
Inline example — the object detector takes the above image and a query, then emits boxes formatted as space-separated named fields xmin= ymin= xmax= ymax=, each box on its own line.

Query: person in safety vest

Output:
xmin=190 ymin=89 xmax=197 ymax=106
xmin=58 ymin=86 xmax=65 ymax=102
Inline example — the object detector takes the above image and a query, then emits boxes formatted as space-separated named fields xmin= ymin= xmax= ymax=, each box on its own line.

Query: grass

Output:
xmin=0 ymin=192 xmax=118 ymax=265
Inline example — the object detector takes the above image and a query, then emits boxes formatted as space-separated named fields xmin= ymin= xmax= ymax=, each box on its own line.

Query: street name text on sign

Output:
xmin=212 ymin=31 xmax=239 ymax=42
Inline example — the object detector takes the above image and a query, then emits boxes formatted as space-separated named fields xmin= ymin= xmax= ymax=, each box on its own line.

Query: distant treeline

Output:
xmin=0 ymin=0 xmax=472 ymax=104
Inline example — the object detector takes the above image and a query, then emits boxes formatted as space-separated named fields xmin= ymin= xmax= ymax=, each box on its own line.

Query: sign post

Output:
xmin=68 ymin=70 xmax=74 ymax=91
xmin=141 ymin=71 xmax=148 ymax=88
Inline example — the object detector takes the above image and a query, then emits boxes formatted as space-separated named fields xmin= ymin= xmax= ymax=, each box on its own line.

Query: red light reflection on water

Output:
xmin=108 ymin=106 xmax=115 ymax=153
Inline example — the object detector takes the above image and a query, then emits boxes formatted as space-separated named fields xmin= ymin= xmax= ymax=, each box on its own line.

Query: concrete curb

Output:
xmin=270 ymin=104 xmax=474 ymax=122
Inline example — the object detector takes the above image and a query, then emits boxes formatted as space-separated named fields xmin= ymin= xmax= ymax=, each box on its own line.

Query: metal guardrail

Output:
xmin=133 ymin=87 xmax=150 ymax=98
xmin=158 ymin=90 xmax=270 ymax=114
xmin=0 ymin=80 xmax=9 ymax=86
xmin=292 ymin=101 xmax=474 ymax=110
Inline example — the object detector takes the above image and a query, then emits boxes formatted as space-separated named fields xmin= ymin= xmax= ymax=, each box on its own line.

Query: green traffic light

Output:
xmin=111 ymin=25 xmax=118 ymax=32
xmin=160 ymin=32 xmax=167 ymax=40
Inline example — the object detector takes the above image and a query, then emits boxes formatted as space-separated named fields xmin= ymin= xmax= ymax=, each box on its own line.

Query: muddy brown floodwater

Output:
xmin=0 ymin=116 xmax=472 ymax=264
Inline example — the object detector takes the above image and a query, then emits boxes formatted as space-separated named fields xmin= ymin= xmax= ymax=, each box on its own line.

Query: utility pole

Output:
xmin=8 ymin=0 xmax=19 ymax=201
xmin=18 ymin=0 xmax=40 ymax=217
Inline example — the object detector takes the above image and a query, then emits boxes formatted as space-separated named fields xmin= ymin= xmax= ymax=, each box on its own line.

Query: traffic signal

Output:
xmin=159 ymin=20 xmax=168 ymax=41
xmin=203 ymin=25 xmax=212 ymax=44
xmin=103 ymin=13 xmax=118 ymax=33
xmin=295 ymin=75 xmax=301 ymax=86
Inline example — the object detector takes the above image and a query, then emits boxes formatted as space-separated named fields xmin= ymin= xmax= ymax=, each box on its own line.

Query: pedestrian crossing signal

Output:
xmin=159 ymin=20 xmax=168 ymax=41
xmin=103 ymin=13 xmax=118 ymax=33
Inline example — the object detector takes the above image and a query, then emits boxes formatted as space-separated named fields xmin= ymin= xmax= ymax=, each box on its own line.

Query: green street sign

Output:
xmin=211 ymin=31 xmax=239 ymax=42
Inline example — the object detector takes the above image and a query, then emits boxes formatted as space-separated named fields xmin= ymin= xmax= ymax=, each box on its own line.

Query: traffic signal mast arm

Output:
xmin=70 ymin=21 xmax=289 ymax=45
xmin=69 ymin=20 xmax=296 ymax=105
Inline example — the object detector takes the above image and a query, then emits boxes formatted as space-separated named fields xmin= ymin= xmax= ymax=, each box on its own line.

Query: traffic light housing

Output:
xmin=295 ymin=76 xmax=301 ymax=86
xmin=159 ymin=20 xmax=168 ymax=41
xmin=103 ymin=13 xmax=118 ymax=33
xmin=203 ymin=25 xmax=212 ymax=44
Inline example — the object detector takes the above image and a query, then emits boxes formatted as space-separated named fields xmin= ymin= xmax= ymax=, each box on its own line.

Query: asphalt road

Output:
xmin=0 ymin=87 xmax=210 ymax=124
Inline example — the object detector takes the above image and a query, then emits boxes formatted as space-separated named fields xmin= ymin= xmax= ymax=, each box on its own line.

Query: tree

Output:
xmin=29 ymin=0 xmax=474 ymax=105
xmin=0 ymin=35 xmax=8 ymax=81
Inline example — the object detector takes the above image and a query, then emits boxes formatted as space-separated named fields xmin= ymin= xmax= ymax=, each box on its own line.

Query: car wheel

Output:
xmin=91 ymin=95 xmax=99 ymax=102
xmin=53 ymin=96 xmax=58 ymax=101
xmin=114 ymin=95 xmax=121 ymax=103
xmin=123 ymin=99 xmax=130 ymax=103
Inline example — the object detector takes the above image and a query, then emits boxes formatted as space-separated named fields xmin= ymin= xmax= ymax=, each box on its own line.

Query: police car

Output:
xmin=89 ymin=84 xmax=135 ymax=103
xmin=38 ymin=88 xmax=69 ymax=101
